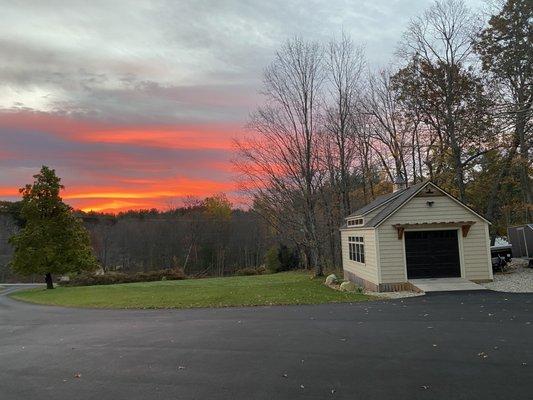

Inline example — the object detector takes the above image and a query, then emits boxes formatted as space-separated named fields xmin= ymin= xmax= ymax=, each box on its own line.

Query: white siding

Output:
xmin=341 ymin=228 xmax=379 ymax=284
xmin=376 ymin=195 xmax=492 ymax=284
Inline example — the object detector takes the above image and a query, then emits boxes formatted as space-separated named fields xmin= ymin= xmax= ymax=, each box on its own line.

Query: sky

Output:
xmin=0 ymin=0 xmax=480 ymax=213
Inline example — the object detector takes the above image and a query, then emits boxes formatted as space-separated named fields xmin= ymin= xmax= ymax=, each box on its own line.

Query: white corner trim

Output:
xmin=375 ymin=228 xmax=382 ymax=284
xmin=457 ymin=228 xmax=466 ymax=279
xmin=485 ymin=224 xmax=494 ymax=280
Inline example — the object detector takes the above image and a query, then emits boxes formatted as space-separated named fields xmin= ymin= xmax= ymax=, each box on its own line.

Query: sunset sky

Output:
xmin=0 ymin=0 xmax=481 ymax=213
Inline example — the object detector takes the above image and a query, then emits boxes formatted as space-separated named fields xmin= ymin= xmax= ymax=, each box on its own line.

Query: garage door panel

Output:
xmin=405 ymin=230 xmax=460 ymax=279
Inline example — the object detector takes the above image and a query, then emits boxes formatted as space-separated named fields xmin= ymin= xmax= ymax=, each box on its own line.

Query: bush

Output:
xmin=63 ymin=268 xmax=185 ymax=286
xmin=265 ymin=247 xmax=282 ymax=273
xmin=234 ymin=266 xmax=266 ymax=276
xmin=266 ymin=244 xmax=299 ymax=273
xmin=278 ymin=245 xmax=299 ymax=270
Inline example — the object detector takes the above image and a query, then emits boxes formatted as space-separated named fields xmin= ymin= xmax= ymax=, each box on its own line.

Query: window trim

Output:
xmin=348 ymin=236 xmax=365 ymax=264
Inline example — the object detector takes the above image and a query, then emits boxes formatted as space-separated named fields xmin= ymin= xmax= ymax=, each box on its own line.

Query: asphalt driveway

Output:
xmin=1 ymin=289 xmax=531 ymax=400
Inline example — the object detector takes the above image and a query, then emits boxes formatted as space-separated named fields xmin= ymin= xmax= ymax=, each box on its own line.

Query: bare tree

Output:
xmin=364 ymin=69 xmax=416 ymax=183
xmin=323 ymin=33 xmax=366 ymax=217
xmin=235 ymin=37 xmax=326 ymax=275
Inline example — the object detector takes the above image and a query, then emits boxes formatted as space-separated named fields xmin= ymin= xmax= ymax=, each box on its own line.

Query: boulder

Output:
xmin=325 ymin=274 xmax=338 ymax=285
xmin=339 ymin=281 xmax=357 ymax=292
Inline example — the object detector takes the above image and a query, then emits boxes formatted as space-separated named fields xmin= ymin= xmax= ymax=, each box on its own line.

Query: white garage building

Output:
xmin=340 ymin=180 xmax=493 ymax=292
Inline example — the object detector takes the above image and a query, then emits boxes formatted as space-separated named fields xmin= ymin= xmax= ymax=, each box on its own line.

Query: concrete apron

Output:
xmin=409 ymin=278 xmax=486 ymax=293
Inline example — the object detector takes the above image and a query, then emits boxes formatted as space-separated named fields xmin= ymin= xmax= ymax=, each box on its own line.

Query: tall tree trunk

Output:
xmin=45 ymin=273 xmax=54 ymax=290
xmin=445 ymin=62 xmax=466 ymax=201
xmin=305 ymin=200 xmax=323 ymax=277
xmin=452 ymin=144 xmax=466 ymax=201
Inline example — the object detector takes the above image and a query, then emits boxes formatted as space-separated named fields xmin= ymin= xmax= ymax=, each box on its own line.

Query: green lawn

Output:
xmin=10 ymin=271 xmax=372 ymax=309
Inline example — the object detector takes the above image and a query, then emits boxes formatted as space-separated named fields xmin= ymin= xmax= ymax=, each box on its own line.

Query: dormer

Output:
xmin=346 ymin=217 xmax=364 ymax=227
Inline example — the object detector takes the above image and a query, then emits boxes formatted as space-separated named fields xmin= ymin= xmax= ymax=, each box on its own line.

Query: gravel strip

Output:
xmin=325 ymin=280 xmax=423 ymax=299
xmin=369 ymin=291 xmax=424 ymax=299
xmin=483 ymin=259 xmax=533 ymax=293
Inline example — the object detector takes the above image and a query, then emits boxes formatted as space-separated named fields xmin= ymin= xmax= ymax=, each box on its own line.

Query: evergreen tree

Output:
xmin=9 ymin=166 xmax=98 ymax=289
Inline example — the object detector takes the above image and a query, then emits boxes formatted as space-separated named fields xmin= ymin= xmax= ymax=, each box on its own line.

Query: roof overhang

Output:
xmin=392 ymin=221 xmax=477 ymax=239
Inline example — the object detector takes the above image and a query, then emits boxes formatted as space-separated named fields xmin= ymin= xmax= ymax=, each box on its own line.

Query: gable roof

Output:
xmin=343 ymin=180 xmax=491 ymax=229
xmin=364 ymin=181 xmax=427 ymax=227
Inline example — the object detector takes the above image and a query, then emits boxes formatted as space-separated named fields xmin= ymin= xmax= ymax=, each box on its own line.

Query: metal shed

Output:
xmin=507 ymin=224 xmax=533 ymax=258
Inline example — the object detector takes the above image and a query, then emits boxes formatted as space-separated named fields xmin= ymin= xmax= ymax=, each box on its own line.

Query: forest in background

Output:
xmin=0 ymin=194 xmax=274 ymax=282
xmin=0 ymin=0 xmax=531 ymax=280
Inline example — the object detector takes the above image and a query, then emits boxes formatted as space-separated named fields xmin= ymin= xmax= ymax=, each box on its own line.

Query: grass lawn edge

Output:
xmin=8 ymin=271 xmax=376 ymax=310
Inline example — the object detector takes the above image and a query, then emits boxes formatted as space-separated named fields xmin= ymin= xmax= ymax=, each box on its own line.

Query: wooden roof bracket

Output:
xmin=397 ymin=226 xmax=405 ymax=239
xmin=461 ymin=224 xmax=472 ymax=237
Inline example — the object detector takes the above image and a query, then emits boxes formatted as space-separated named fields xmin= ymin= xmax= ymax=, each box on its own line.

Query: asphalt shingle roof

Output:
xmin=348 ymin=190 xmax=406 ymax=218
xmin=364 ymin=181 xmax=427 ymax=227
xmin=344 ymin=180 xmax=428 ymax=229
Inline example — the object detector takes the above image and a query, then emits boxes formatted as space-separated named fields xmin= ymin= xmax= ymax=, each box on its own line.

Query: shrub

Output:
xmin=265 ymin=244 xmax=299 ymax=273
xmin=265 ymin=246 xmax=282 ymax=273
xmin=63 ymin=268 xmax=185 ymax=286
xmin=278 ymin=245 xmax=299 ymax=270
xmin=234 ymin=266 xmax=266 ymax=276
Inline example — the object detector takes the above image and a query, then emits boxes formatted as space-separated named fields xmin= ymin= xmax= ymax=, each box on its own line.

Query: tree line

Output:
xmin=81 ymin=194 xmax=271 ymax=276
xmin=1 ymin=189 xmax=273 ymax=282
xmin=235 ymin=0 xmax=532 ymax=275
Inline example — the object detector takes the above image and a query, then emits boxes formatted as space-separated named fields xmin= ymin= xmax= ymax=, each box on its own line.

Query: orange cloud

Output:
xmin=0 ymin=110 xmax=240 ymax=150
xmin=61 ymin=176 xmax=237 ymax=212
xmin=64 ymin=191 xmax=178 ymax=200
xmin=2 ymin=180 xmax=244 ymax=213
xmin=77 ymin=127 xmax=236 ymax=150
xmin=0 ymin=111 xmax=246 ymax=213
xmin=76 ymin=200 xmax=155 ymax=213
xmin=0 ymin=186 xmax=19 ymax=197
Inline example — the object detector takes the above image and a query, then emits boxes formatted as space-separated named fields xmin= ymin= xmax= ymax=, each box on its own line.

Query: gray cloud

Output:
xmin=2 ymin=0 xmax=484 ymax=122
xmin=0 ymin=127 xmax=232 ymax=185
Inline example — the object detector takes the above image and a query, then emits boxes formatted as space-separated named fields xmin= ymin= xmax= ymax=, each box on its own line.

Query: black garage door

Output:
xmin=405 ymin=230 xmax=461 ymax=279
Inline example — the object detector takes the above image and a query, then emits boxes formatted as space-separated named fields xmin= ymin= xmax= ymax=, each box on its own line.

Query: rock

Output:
xmin=339 ymin=281 xmax=357 ymax=292
xmin=325 ymin=274 xmax=338 ymax=285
